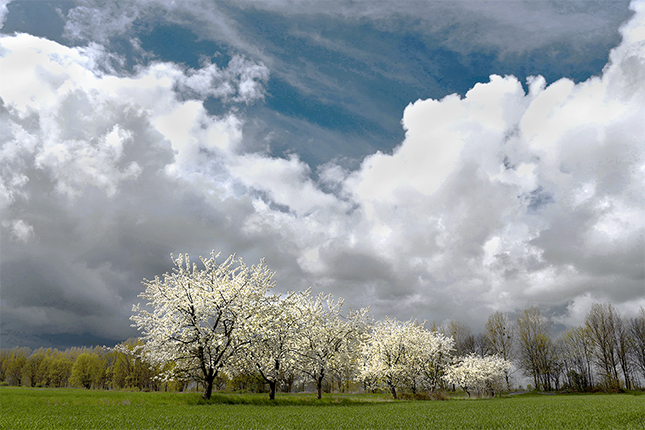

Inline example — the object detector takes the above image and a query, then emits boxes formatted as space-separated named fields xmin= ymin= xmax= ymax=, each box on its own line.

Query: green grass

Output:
xmin=1 ymin=388 xmax=643 ymax=429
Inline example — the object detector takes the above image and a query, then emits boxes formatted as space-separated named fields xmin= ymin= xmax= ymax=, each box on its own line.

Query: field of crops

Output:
xmin=1 ymin=388 xmax=643 ymax=429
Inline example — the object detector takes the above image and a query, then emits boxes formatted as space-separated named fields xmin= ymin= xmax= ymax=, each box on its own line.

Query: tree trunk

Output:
xmin=202 ymin=373 xmax=215 ymax=400
xmin=533 ymin=371 xmax=539 ymax=391
xmin=619 ymin=356 xmax=632 ymax=390
xmin=269 ymin=380 xmax=276 ymax=400
xmin=316 ymin=375 xmax=324 ymax=399
xmin=388 ymin=382 xmax=397 ymax=400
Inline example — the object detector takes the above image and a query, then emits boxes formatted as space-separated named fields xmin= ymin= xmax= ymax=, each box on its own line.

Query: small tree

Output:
xmin=131 ymin=251 xmax=276 ymax=400
xmin=447 ymin=321 xmax=476 ymax=357
xmin=444 ymin=354 xmax=512 ymax=397
xmin=360 ymin=317 xmax=429 ymax=399
xmin=585 ymin=302 xmax=621 ymax=389
xmin=517 ymin=306 xmax=554 ymax=390
xmin=4 ymin=347 xmax=29 ymax=386
xmin=558 ymin=327 xmax=594 ymax=391
xmin=70 ymin=353 xmax=105 ymax=389
xmin=630 ymin=307 xmax=645 ymax=385
xmin=111 ymin=339 xmax=161 ymax=391
xmin=48 ymin=355 xmax=73 ymax=387
xmin=22 ymin=349 xmax=45 ymax=387
xmin=233 ymin=291 xmax=305 ymax=400
xmin=485 ymin=311 xmax=515 ymax=389
xmin=297 ymin=292 xmax=370 ymax=399
xmin=417 ymin=330 xmax=455 ymax=392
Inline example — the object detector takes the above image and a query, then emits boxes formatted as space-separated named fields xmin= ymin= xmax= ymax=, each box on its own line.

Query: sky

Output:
xmin=0 ymin=0 xmax=643 ymax=349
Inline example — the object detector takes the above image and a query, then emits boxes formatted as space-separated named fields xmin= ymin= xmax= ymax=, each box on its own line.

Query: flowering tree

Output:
xmin=444 ymin=354 xmax=512 ymax=397
xmin=416 ymin=330 xmax=455 ymax=392
xmin=361 ymin=318 xmax=455 ymax=398
xmin=232 ymin=290 xmax=305 ymax=400
xmin=297 ymin=292 xmax=370 ymax=399
xmin=360 ymin=317 xmax=424 ymax=399
xmin=130 ymin=251 xmax=275 ymax=400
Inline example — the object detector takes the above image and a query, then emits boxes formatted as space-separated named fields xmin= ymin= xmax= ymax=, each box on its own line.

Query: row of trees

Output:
xmin=130 ymin=252 xmax=374 ymax=400
xmin=434 ymin=304 xmax=645 ymax=393
xmin=2 ymin=252 xmax=644 ymax=400
xmin=0 ymin=342 xmax=162 ymax=391
xmin=516 ymin=304 xmax=645 ymax=392
xmin=128 ymin=252 xmax=645 ymax=399
xmin=126 ymin=251 xmax=515 ymax=399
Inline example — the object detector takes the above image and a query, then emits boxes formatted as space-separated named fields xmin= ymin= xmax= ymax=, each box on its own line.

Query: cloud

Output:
xmin=349 ymin=75 xmax=529 ymax=203
xmin=1 ymin=1 xmax=644 ymax=348
xmin=229 ymin=153 xmax=340 ymax=216
xmin=0 ymin=0 xmax=11 ymax=30
xmin=63 ymin=0 xmax=144 ymax=44
xmin=332 ymin=0 xmax=644 ymax=322
xmin=50 ymin=0 xmax=633 ymax=174
xmin=62 ymin=0 xmax=261 ymax=59
xmin=175 ymin=56 xmax=270 ymax=104
xmin=0 ymin=32 xmax=271 ymax=345
xmin=234 ymin=0 xmax=644 ymax=326
xmin=2 ymin=219 xmax=35 ymax=243
xmin=230 ymin=0 xmax=631 ymax=54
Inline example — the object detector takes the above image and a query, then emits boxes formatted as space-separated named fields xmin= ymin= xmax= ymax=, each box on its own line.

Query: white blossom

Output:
xmin=444 ymin=353 xmax=512 ymax=397
xmin=360 ymin=317 xmax=454 ymax=399
xmin=130 ymin=251 xmax=275 ymax=399
xmin=230 ymin=290 xmax=306 ymax=399
xmin=296 ymin=292 xmax=370 ymax=399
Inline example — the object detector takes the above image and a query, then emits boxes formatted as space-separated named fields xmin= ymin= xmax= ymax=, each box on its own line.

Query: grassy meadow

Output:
xmin=1 ymin=388 xmax=644 ymax=430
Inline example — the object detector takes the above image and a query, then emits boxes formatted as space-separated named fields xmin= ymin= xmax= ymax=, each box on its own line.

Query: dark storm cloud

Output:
xmin=0 ymin=36 xmax=274 ymax=346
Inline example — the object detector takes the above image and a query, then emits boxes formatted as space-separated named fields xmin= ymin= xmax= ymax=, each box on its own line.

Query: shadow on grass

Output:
xmin=504 ymin=389 xmax=645 ymax=398
xmin=189 ymin=393 xmax=376 ymax=407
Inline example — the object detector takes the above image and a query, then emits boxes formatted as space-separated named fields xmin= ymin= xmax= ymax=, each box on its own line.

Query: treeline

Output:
xmin=1 ymin=303 xmax=644 ymax=396
xmin=437 ymin=303 xmax=645 ymax=392
xmin=0 ymin=341 xmax=164 ymax=391
xmin=0 ymin=340 xmax=346 ymax=393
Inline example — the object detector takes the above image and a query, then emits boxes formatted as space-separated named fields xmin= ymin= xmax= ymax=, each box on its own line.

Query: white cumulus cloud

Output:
xmin=246 ymin=0 xmax=645 ymax=326
xmin=1 ymin=1 xmax=643 ymax=346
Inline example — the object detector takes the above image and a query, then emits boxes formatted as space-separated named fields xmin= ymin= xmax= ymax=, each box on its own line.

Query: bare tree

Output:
xmin=473 ymin=333 xmax=489 ymax=357
xmin=517 ymin=306 xmax=554 ymax=391
xmin=585 ymin=302 xmax=621 ymax=389
xmin=615 ymin=315 xmax=634 ymax=390
xmin=558 ymin=327 xmax=594 ymax=391
xmin=630 ymin=307 xmax=645 ymax=387
xmin=484 ymin=311 xmax=515 ymax=389
xmin=447 ymin=320 xmax=475 ymax=357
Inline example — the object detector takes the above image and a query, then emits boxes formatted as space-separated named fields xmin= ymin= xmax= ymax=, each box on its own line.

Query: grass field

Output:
xmin=1 ymin=388 xmax=643 ymax=430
